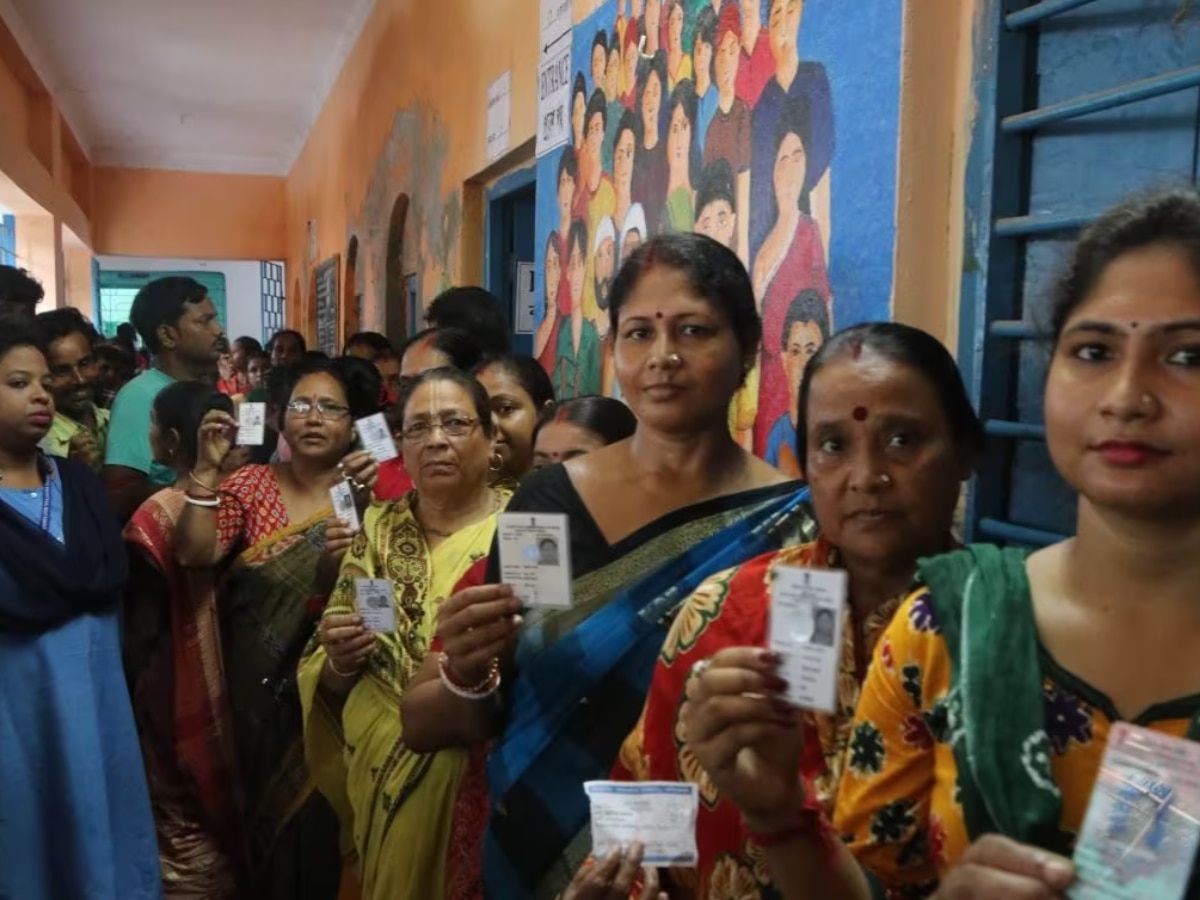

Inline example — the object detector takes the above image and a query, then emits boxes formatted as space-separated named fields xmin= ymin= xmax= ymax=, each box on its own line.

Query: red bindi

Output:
xmin=853 ymin=406 xmax=869 ymax=422
xmin=851 ymin=337 xmax=864 ymax=360
xmin=655 ymin=311 xmax=664 ymax=319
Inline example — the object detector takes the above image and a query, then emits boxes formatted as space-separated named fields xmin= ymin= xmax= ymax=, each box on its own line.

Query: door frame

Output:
xmin=484 ymin=165 xmax=538 ymax=330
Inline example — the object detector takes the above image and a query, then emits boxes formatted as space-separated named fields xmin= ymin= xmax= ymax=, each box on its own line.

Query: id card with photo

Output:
xmin=767 ymin=565 xmax=847 ymax=713
xmin=1069 ymin=722 xmax=1200 ymax=900
xmin=329 ymin=480 xmax=360 ymax=531
xmin=355 ymin=413 xmax=398 ymax=462
xmin=585 ymin=781 xmax=700 ymax=867
xmin=497 ymin=513 xmax=572 ymax=609
xmin=237 ymin=402 xmax=266 ymax=446
xmin=353 ymin=578 xmax=396 ymax=633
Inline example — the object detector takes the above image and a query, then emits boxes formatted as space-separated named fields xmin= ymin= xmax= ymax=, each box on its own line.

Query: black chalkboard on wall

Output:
xmin=314 ymin=256 xmax=340 ymax=356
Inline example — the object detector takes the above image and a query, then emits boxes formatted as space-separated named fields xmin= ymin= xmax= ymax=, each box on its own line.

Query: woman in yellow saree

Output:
xmin=299 ymin=367 xmax=513 ymax=900
xmin=174 ymin=356 xmax=383 ymax=898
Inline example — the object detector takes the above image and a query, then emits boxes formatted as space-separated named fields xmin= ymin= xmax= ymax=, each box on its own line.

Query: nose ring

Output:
xmin=666 ymin=353 xmax=682 ymax=366
xmin=878 ymin=473 xmax=892 ymax=486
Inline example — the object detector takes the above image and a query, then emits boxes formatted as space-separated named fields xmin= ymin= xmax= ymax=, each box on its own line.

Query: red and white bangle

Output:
xmin=744 ymin=792 xmax=838 ymax=859
xmin=438 ymin=653 xmax=501 ymax=700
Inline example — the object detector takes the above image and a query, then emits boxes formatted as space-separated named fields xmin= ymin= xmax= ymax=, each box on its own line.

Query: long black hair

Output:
xmin=535 ymin=395 xmax=637 ymax=446
xmin=152 ymin=382 xmax=235 ymax=469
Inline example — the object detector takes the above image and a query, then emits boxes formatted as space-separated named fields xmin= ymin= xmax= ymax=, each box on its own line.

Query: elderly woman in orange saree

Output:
xmin=604 ymin=323 xmax=980 ymax=899
xmin=124 ymin=382 xmax=245 ymax=897
xmin=171 ymin=356 xmax=382 ymax=899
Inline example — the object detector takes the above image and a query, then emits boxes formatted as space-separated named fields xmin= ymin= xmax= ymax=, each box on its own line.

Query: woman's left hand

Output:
xmin=559 ymin=844 xmax=668 ymax=900
xmin=315 ymin=517 xmax=357 ymax=597
xmin=339 ymin=450 xmax=378 ymax=504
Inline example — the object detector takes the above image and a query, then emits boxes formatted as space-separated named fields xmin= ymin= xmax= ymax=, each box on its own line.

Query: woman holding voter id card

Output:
xmin=298 ymin=366 xmax=513 ymax=900
xmin=174 ymin=355 xmax=381 ymax=900
xmin=608 ymin=321 xmax=980 ymax=899
xmin=687 ymin=188 xmax=1200 ymax=900
xmin=401 ymin=233 xmax=817 ymax=899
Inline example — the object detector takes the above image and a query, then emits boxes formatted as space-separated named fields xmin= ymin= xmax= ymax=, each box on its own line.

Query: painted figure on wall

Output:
xmin=535 ymin=0 xmax=899 ymax=450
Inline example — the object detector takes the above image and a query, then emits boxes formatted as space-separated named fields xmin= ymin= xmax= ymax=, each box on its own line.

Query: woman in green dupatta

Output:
xmin=299 ymin=368 xmax=513 ymax=900
xmin=401 ymin=233 xmax=816 ymax=899
xmin=681 ymin=188 xmax=1200 ymax=899
xmin=174 ymin=356 xmax=383 ymax=899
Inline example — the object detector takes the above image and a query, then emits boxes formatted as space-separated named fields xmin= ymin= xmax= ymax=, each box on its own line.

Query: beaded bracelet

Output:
xmin=438 ymin=653 xmax=501 ymax=700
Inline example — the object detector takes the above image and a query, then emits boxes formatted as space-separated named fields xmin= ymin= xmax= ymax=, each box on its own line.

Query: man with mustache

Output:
xmin=103 ymin=275 xmax=227 ymax=520
xmin=33 ymin=308 xmax=110 ymax=471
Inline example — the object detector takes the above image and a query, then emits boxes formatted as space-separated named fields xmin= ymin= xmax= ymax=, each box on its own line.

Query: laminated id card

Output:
xmin=585 ymin=781 xmax=699 ymax=866
xmin=498 ymin=512 xmax=572 ymax=608
xmin=1070 ymin=721 xmax=1200 ymax=900
xmin=767 ymin=565 xmax=847 ymax=713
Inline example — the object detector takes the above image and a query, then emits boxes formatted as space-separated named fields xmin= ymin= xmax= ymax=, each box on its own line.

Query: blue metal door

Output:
xmin=959 ymin=0 xmax=1200 ymax=546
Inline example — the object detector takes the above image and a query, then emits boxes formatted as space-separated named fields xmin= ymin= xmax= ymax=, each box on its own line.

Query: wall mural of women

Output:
xmin=533 ymin=0 xmax=901 ymax=430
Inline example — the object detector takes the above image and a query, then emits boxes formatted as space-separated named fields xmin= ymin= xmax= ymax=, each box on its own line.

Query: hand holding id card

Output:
xmin=1069 ymin=722 xmax=1200 ymax=900
xmin=497 ymin=513 xmax=572 ymax=608
xmin=585 ymin=781 xmax=699 ymax=866
xmin=329 ymin=480 xmax=360 ymax=531
xmin=767 ymin=565 xmax=847 ymax=713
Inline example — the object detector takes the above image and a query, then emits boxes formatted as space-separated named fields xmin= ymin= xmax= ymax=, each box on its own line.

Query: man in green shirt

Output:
xmin=103 ymin=276 xmax=226 ymax=519
xmin=33 ymin=308 xmax=110 ymax=470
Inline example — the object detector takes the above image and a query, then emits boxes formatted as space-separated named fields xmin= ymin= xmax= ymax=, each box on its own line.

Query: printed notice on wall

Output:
xmin=537 ymin=0 xmax=572 ymax=157
xmin=487 ymin=70 xmax=512 ymax=163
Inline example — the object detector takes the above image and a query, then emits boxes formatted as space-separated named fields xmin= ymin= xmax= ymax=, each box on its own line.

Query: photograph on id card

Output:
xmin=354 ymin=578 xmax=396 ymax=633
xmin=1069 ymin=721 xmax=1200 ymax=900
xmin=767 ymin=565 xmax=847 ymax=713
xmin=497 ymin=513 xmax=573 ymax=609
xmin=329 ymin=480 xmax=360 ymax=531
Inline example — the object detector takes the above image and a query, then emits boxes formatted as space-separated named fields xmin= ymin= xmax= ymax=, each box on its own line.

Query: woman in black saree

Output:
xmin=401 ymin=232 xmax=817 ymax=899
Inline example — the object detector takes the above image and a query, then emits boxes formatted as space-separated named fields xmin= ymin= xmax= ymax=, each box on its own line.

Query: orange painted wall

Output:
xmin=92 ymin=167 xmax=287 ymax=260
xmin=285 ymin=0 xmax=539 ymax=341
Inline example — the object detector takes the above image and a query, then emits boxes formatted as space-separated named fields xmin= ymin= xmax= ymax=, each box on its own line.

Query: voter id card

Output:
xmin=355 ymin=413 xmax=398 ymax=462
xmin=236 ymin=402 xmax=266 ymax=446
xmin=329 ymin=480 xmax=360 ymax=531
xmin=767 ymin=565 xmax=847 ymax=713
xmin=1070 ymin=722 xmax=1200 ymax=900
xmin=585 ymin=781 xmax=699 ymax=866
xmin=498 ymin=512 xmax=572 ymax=608
xmin=353 ymin=578 xmax=396 ymax=634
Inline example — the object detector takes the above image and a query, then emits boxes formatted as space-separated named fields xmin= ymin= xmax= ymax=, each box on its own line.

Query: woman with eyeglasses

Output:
xmin=173 ymin=355 xmax=381 ymax=900
xmin=298 ymin=367 xmax=513 ymax=900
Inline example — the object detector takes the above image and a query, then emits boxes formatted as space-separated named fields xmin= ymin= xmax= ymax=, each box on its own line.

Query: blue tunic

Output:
xmin=0 ymin=480 xmax=162 ymax=899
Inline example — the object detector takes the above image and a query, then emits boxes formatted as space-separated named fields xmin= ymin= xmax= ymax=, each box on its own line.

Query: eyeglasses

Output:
xmin=285 ymin=399 xmax=351 ymax=420
xmin=400 ymin=416 xmax=477 ymax=443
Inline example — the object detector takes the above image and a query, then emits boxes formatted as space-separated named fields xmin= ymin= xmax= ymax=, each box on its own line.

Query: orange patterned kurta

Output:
xmin=834 ymin=588 xmax=1198 ymax=899
xmin=612 ymin=538 xmax=904 ymax=900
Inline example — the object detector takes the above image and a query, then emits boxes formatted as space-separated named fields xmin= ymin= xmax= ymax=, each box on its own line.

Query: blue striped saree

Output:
xmin=484 ymin=479 xmax=815 ymax=899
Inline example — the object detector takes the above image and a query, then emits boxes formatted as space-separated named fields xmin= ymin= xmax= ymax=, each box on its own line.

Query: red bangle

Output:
xmin=745 ymin=797 xmax=837 ymax=858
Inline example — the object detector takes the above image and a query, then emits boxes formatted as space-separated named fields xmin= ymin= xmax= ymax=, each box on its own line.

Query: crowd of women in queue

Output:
xmin=4 ymin=185 xmax=1200 ymax=900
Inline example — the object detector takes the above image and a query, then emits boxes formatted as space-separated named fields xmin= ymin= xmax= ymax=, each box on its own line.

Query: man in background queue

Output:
xmin=33 ymin=308 xmax=110 ymax=471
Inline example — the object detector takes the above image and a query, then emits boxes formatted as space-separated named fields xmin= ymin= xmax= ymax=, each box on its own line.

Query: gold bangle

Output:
xmin=189 ymin=470 xmax=220 ymax=494
xmin=326 ymin=657 xmax=360 ymax=679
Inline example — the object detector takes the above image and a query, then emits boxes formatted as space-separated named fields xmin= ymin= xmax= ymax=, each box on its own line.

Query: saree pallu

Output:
xmin=124 ymin=489 xmax=244 ymax=897
xmin=221 ymin=511 xmax=342 ymax=900
xmin=298 ymin=488 xmax=510 ymax=900
xmin=484 ymin=481 xmax=816 ymax=899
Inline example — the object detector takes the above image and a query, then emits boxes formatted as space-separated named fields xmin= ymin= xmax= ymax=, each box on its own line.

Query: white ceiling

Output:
xmin=1 ymin=0 xmax=377 ymax=175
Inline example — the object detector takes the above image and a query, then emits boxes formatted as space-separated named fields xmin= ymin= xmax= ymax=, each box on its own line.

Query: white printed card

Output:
xmin=236 ymin=402 xmax=266 ymax=446
xmin=353 ymin=578 xmax=396 ymax=633
xmin=498 ymin=512 xmax=572 ymax=608
xmin=585 ymin=781 xmax=699 ymax=866
xmin=768 ymin=565 xmax=847 ymax=713
xmin=329 ymin=480 xmax=360 ymax=532
xmin=355 ymin=413 xmax=398 ymax=462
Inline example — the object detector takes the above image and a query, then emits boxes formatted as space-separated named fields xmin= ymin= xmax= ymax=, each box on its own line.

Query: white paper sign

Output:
xmin=329 ymin=480 xmax=360 ymax=532
xmin=355 ymin=413 xmax=398 ymax=462
xmin=498 ymin=512 xmax=572 ymax=608
xmin=487 ymin=71 xmax=512 ymax=163
xmin=537 ymin=47 xmax=572 ymax=157
xmin=768 ymin=565 xmax=847 ymax=713
xmin=237 ymin=402 xmax=266 ymax=446
xmin=515 ymin=261 xmax=536 ymax=334
xmin=585 ymin=781 xmax=699 ymax=866
xmin=354 ymin=578 xmax=397 ymax=634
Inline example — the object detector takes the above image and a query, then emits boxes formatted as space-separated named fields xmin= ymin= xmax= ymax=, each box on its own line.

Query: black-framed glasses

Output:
xmin=285 ymin=399 xmax=351 ymax=420
xmin=400 ymin=416 xmax=477 ymax=443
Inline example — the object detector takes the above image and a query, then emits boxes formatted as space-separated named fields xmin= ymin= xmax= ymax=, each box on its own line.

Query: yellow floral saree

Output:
xmin=298 ymin=486 xmax=511 ymax=900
